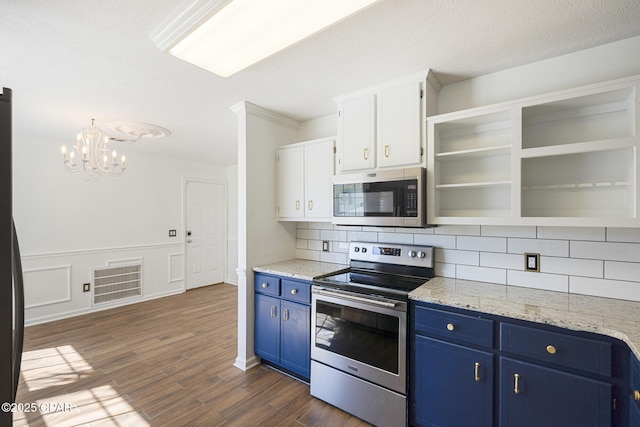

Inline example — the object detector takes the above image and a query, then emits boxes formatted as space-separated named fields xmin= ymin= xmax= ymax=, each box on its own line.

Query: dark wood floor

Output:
xmin=14 ymin=284 xmax=369 ymax=427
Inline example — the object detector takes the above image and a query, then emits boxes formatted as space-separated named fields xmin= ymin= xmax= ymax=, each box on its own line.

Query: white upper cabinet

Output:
xmin=428 ymin=74 xmax=640 ymax=227
xmin=335 ymin=70 xmax=440 ymax=173
xmin=378 ymin=79 xmax=423 ymax=168
xmin=337 ymin=94 xmax=376 ymax=171
xmin=277 ymin=137 xmax=335 ymax=221
xmin=277 ymin=144 xmax=305 ymax=219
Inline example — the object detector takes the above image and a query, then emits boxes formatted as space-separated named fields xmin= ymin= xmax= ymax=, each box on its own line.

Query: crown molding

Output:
xmin=230 ymin=101 xmax=300 ymax=130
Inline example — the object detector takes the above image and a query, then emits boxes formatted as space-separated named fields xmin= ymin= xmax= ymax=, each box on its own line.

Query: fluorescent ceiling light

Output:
xmin=167 ymin=0 xmax=379 ymax=77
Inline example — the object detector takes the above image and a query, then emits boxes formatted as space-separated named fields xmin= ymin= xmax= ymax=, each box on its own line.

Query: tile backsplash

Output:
xmin=296 ymin=222 xmax=640 ymax=302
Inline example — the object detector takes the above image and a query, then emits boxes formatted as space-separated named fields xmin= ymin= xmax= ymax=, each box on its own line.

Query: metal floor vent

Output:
xmin=92 ymin=264 xmax=142 ymax=305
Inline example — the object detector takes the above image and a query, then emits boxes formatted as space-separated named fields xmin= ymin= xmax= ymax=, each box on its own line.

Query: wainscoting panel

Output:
xmin=169 ymin=253 xmax=183 ymax=283
xmin=23 ymin=265 xmax=71 ymax=309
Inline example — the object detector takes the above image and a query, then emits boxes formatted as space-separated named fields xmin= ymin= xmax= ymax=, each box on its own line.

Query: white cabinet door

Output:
xmin=304 ymin=138 xmax=334 ymax=219
xmin=337 ymin=94 xmax=376 ymax=172
xmin=277 ymin=145 xmax=304 ymax=219
xmin=378 ymin=80 xmax=422 ymax=168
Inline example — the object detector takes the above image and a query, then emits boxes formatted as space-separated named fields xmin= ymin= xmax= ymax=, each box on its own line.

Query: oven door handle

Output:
xmin=313 ymin=288 xmax=398 ymax=308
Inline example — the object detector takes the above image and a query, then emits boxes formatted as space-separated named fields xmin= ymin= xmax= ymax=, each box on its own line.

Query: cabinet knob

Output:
xmin=295 ymin=200 xmax=300 ymax=210
xmin=261 ymin=283 xmax=268 ymax=288
xmin=363 ymin=148 xmax=369 ymax=160
xmin=446 ymin=323 xmax=455 ymax=331
xmin=308 ymin=200 xmax=313 ymax=210
xmin=546 ymin=345 xmax=557 ymax=355
xmin=384 ymin=145 xmax=390 ymax=158
xmin=291 ymin=289 xmax=298 ymax=295
xmin=634 ymin=389 xmax=640 ymax=402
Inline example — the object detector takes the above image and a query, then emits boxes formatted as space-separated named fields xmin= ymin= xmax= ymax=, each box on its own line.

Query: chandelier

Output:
xmin=61 ymin=119 xmax=126 ymax=181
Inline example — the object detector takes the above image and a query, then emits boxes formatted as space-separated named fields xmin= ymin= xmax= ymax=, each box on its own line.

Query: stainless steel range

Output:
xmin=311 ymin=241 xmax=434 ymax=426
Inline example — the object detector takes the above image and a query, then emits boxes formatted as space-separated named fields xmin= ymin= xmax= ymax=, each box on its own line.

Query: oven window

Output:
xmin=314 ymin=300 xmax=399 ymax=374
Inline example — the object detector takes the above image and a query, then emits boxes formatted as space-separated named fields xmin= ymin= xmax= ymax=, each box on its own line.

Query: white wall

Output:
xmin=226 ymin=164 xmax=239 ymax=285
xmin=297 ymin=114 xmax=337 ymax=141
xmin=232 ymin=101 xmax=300 ymax=371
xmin=14 ymin=133 xmax=230 ymax=324
xmin=438 ymin=35 xmax=640 ymax=113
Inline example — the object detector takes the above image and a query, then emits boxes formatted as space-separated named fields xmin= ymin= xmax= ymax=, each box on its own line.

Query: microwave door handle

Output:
xmin=314 ymin=288 xmax=397 ymax=308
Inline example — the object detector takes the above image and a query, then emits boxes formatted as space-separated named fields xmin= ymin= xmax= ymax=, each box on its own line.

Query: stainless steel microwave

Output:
xmin=332 ymin=167 xmax=426 ymax=227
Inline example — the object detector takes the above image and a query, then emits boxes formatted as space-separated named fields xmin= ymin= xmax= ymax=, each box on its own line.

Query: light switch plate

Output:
xmin=322 ymin=241 xmax=330 ymax=252
xmin=524 ymin=253 xmax=540 ymax=272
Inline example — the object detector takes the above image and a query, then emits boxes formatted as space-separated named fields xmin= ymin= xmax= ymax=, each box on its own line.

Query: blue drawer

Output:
xmin=500 ymin=323 xmax=612 ymax=377
xmin=281 ymin=278 xmax=311 ymax=304
xmin=254 ymin=273 xmax=280 ymax=296
xmin=414 ymin=305 xmax=494 ymax=348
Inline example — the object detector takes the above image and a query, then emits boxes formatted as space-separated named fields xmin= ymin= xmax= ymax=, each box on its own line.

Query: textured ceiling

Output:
xmin=2 ymin=0 xmax=640 ymax=165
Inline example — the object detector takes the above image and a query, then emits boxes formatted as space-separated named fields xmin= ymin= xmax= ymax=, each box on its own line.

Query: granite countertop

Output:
xmin=253 ymin=259 xmax=347 ymax=281
xmin=410 ymin=277 xmax=640 ymax=361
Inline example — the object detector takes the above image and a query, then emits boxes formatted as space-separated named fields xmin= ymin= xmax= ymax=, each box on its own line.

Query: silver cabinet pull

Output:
xmin=283 ymin=308 xmax=289 ymax=321
xmin=270 ymin=306 xmax=276 ymax=318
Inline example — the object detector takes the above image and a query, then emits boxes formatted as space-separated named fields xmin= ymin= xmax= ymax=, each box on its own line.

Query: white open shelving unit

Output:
xmin=427 ymin=75 xmax=640 ymax=226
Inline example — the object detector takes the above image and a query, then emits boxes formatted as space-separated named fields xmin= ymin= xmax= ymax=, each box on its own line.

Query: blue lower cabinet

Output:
xmin=280 ymin=300 xmax=310 ymax=379
xmin=500 ymin=357 xmax=612 ymax=427
xmin=631 ymin=354 xmax=640 ymax=425
xmin=254 ymin=273 xmax=311 ymax=381
xmin=413 ymin=335 xmax=494 ymax=427
xmin=254 ymin=293 xmax=280 ymax=362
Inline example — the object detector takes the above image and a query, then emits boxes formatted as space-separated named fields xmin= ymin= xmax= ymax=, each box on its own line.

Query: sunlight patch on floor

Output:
xmin=15 ymin=346 xmax=150 ymax=426
xmin=20 ymin=345 xmax=93 ymax=392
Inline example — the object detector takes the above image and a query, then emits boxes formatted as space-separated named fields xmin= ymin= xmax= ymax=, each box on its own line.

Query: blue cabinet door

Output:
xmin=255 ymin=294 xmax=280 ymax=362
xmin=280 ymin=300 xmax=311 ymax=379
xmin=500 ymin=357 xmax=612 ymax=427
xmin=413 ymin=335 xmax=494 ymax=427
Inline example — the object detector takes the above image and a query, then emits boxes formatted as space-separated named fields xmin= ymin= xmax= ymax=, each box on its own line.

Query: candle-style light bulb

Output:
xmin=121 ymin=155 xmax=126 ymax=169
xmin=103 ymin=155 xmax=108 ymax=168
xmin=61 ymin=145 xmax=67 ymax=162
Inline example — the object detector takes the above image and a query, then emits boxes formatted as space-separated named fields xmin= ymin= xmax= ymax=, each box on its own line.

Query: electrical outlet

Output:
xmin=524 ymin=253 xmax=540 ymax=272
xmin=322 ymin=241 xmax=330 ymax=252
xmin=169 ymin=229 xmax=177 ymax=237
xmin=83 ymin=283 xmax=90 ymax=292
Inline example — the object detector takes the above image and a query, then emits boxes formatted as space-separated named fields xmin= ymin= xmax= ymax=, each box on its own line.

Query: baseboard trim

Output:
xmin=25 ymin=288 xmax=184 ymax=326
xmin=233 ymin=355 xmax=261 ymax=371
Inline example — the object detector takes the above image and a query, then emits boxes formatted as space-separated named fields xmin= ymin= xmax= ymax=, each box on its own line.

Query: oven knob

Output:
xmin=361 ymin=248 xmax=367 ymax=253
xmin=354 ymin=247 xmax=360 ymax=252
xmin=417 ymin=251 xmax=426 ymax=259
xmin=408 ymin=250 xmax=417 ymax=258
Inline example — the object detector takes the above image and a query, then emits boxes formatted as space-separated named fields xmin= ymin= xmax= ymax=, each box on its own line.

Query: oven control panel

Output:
xmin=349 ymin=241 xmax=433 ymax=267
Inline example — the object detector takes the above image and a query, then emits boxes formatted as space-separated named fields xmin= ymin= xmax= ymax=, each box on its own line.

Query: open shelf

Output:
xmin=428 ymin=75 xmax=640 ymax=226
xmin=435 ymin=185 xmax=511 ymax=218
xmin=521 ymin=148 xmax=635 ymax=218
xmin=522 ymin=86 xmax=635 ymax=149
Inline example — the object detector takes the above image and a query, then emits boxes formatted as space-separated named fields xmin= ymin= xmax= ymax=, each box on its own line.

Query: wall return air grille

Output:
xmin=92 ymin=263 xmax=142 ymax=305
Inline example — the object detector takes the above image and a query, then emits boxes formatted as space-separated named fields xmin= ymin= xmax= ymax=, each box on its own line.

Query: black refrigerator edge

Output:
xmin=0 ymin=87 xmax=25 ymax=425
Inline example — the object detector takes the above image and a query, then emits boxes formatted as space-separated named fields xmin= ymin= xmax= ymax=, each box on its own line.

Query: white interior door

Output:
xmin=186 ymin=181 xmax=225 ymax=289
